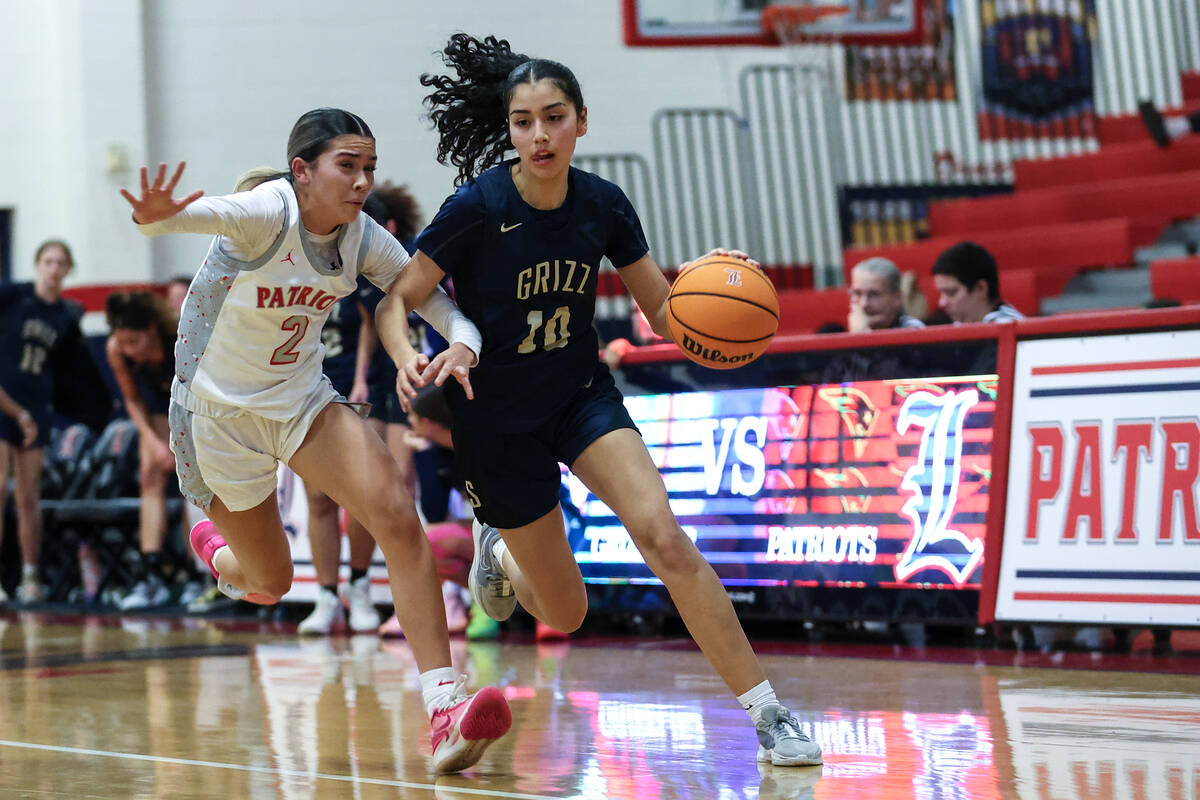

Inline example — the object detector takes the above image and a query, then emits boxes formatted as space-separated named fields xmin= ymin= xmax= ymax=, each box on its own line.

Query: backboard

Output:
xmin=622 ymin=0 xmax=925 ymax=47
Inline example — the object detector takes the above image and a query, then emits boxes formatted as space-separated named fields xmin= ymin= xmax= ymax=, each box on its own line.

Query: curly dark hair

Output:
xmin=365 ymin=181 xmax=423 ymax=242
xmin=105 ymin=290 xmax=176 ymax=334
xmin=420 ymin=33 xmax=584 ymax=187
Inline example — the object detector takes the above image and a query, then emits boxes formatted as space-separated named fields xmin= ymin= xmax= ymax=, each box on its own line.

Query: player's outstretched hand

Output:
xmin=120 ymin=162 xmax=204 ymax=225
xmin=420 ymin=342 xmax=475 ymax=401
xmin=396 ymin=352 xmax=431 ymax=412
xmin=691 ymin=247 xmax=761 ymax=270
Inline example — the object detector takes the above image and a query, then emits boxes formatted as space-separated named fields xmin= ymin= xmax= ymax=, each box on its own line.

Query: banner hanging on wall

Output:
xmin=977 ymin=0 xmax=1098 ymax=141
xmin=845 ymin=0 xmax=957 ymax=101
xmin=996 ymin=330 xmax=1200 ymax=625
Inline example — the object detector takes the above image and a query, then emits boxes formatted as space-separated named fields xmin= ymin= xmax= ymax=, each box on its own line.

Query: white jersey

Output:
xmin=138 ymin=178 xmax=478 ymax=420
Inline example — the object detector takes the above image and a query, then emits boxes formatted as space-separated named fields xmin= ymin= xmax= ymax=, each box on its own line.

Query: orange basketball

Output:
xmin=666 ymin=254 xmax=779 ymax=369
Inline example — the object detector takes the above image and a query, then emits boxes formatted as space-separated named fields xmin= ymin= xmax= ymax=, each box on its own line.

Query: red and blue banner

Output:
xmin=978 ymin=0 xmax=1098 ymax=141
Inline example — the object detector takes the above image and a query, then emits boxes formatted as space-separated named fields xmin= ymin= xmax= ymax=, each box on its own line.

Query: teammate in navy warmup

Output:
xmin=362 ymin=185 xmax=474 ymax=638
xmin=0 ymin=240 xmax=86 ymax=605
xmin=105 ymin=290 xmax=201 ymax=610
xmin=381 ymin=33 xmax=822 ymax=768
xmin=295 ymin=286 xmax=382 ymax=635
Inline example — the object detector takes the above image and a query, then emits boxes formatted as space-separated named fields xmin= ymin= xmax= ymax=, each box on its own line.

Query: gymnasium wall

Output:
xmin=2 ymin=1 xmax=1198 ymax=286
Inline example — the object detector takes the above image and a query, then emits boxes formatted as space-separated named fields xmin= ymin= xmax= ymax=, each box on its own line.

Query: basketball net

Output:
xmin=762 ymin=3 xmax=850 ymax=49
xmin=762 ymin=2 xmax=851 ymax=288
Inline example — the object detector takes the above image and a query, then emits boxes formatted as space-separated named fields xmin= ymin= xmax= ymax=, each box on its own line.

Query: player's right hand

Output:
xmin=120 ymin=162 xmax=204 ymax=224
xmin=397 ymin=352 xmax=431 ymax=412
xmin=17 ymin=411 xmax=37 ymax=449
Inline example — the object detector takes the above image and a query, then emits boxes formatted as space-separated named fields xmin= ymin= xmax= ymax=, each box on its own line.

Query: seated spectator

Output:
xmin=847 ymin=257 xmax=925 ymax=332
xmin=1138 ymin=101 xmax=1200 ymax=148
xmin=931 ymin=242 xmax=1025 ymax=324
xmin=164 ymin=275 xmax=192 ymax=312
xmin=105 ymin=291 xmax=205 ymax=609
xmin=602 ymin=308 xmax=664 ymax=369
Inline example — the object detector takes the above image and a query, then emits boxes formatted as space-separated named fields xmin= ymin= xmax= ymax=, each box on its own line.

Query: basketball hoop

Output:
xmin=762 ymin=3 xmax=850 ymax=47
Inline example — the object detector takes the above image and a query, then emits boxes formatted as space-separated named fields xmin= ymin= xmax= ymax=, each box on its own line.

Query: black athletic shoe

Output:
xmin=1138 ymin=100 xmax=1170 ymax=148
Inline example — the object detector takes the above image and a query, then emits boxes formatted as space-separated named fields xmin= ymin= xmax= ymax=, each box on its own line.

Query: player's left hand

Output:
xmin=693 ymin=247 xmax=761 ymax=270
xmin=348 ymin=379 xmax=370 ymax=404
xmin=396 ymin=351 xmax=430 ymax=411
xmin=420 ymin=342 xmax=476 ymax=401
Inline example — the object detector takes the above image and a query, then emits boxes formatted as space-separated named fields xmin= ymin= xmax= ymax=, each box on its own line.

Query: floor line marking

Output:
xmin=0 ymin=739 xmax=574 ymax=800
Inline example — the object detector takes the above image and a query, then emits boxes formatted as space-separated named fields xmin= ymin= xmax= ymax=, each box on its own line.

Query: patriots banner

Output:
xmin=978 ymin=0 xmax=1098 ymax=141
xmin=565 ymin=376 xmax=996 ymax=590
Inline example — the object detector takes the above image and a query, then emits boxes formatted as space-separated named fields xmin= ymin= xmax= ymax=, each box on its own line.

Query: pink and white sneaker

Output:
xmin=430 ymin=676 xmax=512 ymax=774
xmin=189 ymin=520 xmax=275 ymax=605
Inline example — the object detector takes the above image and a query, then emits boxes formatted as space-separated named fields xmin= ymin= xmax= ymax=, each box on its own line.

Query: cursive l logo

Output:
xmin=500 ymin=222 xmax=523 ymax=233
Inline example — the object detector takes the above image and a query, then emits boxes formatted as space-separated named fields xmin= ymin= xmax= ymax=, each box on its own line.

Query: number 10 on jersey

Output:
xmin=518 ymin=306 xmax=571 ymax=354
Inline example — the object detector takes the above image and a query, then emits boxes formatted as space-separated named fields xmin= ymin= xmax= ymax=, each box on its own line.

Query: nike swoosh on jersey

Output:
xmin=499 ymin=222 xmax=523 ymax=233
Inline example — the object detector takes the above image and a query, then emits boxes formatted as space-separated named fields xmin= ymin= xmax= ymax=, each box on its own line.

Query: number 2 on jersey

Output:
xmin=518 ymin=306 xmax=571 ymax=354
xmin=271 ymin=315 xmax=310 ymax=365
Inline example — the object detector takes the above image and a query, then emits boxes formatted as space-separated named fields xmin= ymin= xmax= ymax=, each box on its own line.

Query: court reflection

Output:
xmin=2 ymin=615 xmax=1200 ymax=799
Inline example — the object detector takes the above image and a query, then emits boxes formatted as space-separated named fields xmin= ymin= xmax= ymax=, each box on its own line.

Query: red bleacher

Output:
xmin=1150 ymin=256 xmax=1200 ymax=303
xmin=777 ymin=287 xmax=849 ymax=333
xmin=928 ymin=170 xmax=1200 ymax=247
xmin=1012 ymin=136 xmax=1200 ymax=190
xmin=843 ymin=218 xmax=1132 ymax=298
xmin=1097 ymin=104 xmax=1200 ymax=146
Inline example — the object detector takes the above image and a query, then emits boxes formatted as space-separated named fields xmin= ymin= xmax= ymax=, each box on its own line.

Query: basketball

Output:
xmin=666 ymin=254 xmax=779 ymax=369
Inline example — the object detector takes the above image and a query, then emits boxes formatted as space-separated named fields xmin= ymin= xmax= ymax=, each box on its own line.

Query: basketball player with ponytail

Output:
xmin=384 ymin=35 xmax=822 ymax=767
xmin=119 ymin=108 xmax=510 ymax=774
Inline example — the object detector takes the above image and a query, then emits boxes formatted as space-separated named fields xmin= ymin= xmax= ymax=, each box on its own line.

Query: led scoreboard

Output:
xmin=564 ymin=376 xmax=996 ymax=590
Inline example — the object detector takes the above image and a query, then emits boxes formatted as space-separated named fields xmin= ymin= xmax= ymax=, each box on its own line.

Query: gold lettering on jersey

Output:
xmin=22 ymin=319 xmax=59 ymax=348
xmin=516 ymin=260 xmax=593 ymax=300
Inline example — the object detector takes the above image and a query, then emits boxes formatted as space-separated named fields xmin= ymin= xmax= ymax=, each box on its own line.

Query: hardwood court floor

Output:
xmin=1 ymin=612 xmax=1198 ymax=799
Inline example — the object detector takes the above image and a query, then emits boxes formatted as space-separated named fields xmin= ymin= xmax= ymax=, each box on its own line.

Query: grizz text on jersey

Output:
xmin=516 ymin=259 xmax=593 ymax=300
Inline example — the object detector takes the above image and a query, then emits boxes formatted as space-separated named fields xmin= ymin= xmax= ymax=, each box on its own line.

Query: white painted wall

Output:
xmin=3 ymin=1 xmax=1195 ymax=284
xmin=0 ymin=0 xmax=791 ymax=284
xmin=0 ymin=0 xmax=150 ymax=285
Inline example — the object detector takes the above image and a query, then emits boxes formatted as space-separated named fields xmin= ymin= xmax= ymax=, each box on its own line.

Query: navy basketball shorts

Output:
xmin=451 ymin=373 xmax=639 ymax=530
xmin=368 ymin=380 xmax=409 ymax=426
xmin=0 ymin=407 xmax=52 ymax=449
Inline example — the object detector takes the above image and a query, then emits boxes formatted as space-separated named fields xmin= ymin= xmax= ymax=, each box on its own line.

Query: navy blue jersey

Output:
xmin=0 ymin=283 xmax=84 ymax=411
xmin=125 ymin=328 xmax=176 ymax=416
xmin=321 ymin=291 xmax=363 ymax=395
xmin=416 ymin=162 xmax=649 ymax=430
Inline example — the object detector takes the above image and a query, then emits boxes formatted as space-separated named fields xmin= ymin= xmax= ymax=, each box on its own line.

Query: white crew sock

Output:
xmin=738 ymin=679 xmax=779 ymax=725
xmin=420 ymin=667 xmax=458 ymax=716
xmin=491 ymin=536 xmax=509 ymax=567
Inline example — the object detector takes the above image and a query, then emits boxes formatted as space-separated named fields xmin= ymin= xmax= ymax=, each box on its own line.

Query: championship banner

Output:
xmin=564 ymin=376 xmax=997 ymax=590
xmin=996 ymin=330 xmax=1200 ymax=625
xmin=845 ymin=0 xmax=956 ymax=101
xmin=978 ymin=0 xmax=1098 ymax=141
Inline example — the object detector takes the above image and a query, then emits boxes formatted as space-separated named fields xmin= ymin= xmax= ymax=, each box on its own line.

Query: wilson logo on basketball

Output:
xmin=724 ymin=268 xmax=743 ymax=287
xmin=680 ymin=332 xmax=754 ymax=365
